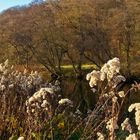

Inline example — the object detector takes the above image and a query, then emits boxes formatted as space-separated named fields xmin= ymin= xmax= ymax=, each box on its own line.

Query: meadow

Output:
xmin=0 ymin=58 xmax=140 ymax=140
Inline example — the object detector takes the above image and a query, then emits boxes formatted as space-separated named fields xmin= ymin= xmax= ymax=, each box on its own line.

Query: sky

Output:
xmin=0 ymin=0 xmax=33 ymax=12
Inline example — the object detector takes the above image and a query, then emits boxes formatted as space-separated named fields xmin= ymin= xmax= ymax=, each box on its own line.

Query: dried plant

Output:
xmin=1 ymin=58 xmax=140 ymax=140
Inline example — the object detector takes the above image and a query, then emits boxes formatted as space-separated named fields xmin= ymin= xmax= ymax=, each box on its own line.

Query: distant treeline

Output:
xmin=0 ymin=0 xmax=140 ymax=76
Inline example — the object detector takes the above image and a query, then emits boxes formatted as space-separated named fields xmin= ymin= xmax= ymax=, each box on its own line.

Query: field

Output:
xmin=0 ymin=58 xmax=140 ymax=140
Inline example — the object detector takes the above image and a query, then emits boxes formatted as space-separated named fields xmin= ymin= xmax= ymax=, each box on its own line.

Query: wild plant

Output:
xmin=81 ymin=58 xmax=140 ymax=140
xmin=0 ymin=59 xmax=77 ymax=140
xmin=1 ymin=58 xmax=140 ymax=140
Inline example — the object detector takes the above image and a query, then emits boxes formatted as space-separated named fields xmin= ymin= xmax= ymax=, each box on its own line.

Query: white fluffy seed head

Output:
xmin=18 ymin=136 xmax=24 ymax=140
xmin=118 ymin=91 xmax=125 ymax=98
xmin=86 ymin=58 xmax=121 ymax=87
xmin=58 ymin=98 xmax=73 ymax=105
xmin=126 ymin=133 xmax=138 ymax=140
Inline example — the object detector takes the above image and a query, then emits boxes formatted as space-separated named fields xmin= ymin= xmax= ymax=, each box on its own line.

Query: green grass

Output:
xmin=61 ymin=64 xmax=96 ymax=70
